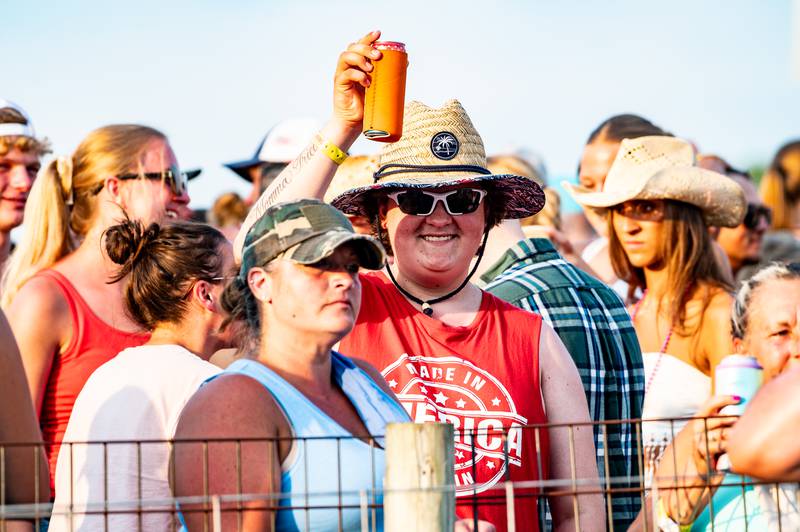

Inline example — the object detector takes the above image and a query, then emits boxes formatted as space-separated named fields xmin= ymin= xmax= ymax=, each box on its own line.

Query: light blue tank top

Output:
xmin=222 ymin=352 xmax=409 ymax=532
xmin=692 ymin=474 xmax=765 ymax=531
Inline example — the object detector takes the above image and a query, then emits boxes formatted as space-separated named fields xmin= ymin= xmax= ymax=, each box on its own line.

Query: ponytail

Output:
xmin=1 ymin=124 xmax=167 ymax=308
xmin=1 ymin=157 xmax=74 ymax=307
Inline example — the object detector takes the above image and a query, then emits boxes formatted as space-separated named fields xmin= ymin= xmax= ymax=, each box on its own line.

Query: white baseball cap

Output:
xmin=224 ymin=118 xmax=320 ymax=182
xmin=0 ymin=99 xmax=36 ymax=139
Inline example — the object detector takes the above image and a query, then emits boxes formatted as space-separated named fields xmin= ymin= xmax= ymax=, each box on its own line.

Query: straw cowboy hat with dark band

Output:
xmin=331 ymin=99 xmax=545 ymax=316
xmin=331 ymin=99 xmax=545 ymax=219
xmin=565 ymin=136 xmax=746 ymax=227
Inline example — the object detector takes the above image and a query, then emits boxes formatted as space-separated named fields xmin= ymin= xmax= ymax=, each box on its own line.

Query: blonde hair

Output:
xmin=487 ymin=154 xmax=561 ymax=230
xmin=208 ymin=192 xmax=248 ymax=227
xmin=760 ymin=140 xmax=800 ymax=230
xmin=0 ymin=136 xmax=51 ymax=157
xmin=1 ymin=124 xmax=166 ymax=307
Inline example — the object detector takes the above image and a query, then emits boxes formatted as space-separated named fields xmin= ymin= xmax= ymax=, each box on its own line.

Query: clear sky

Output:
xmin=4 ymin=0 xmax=798 ymax=210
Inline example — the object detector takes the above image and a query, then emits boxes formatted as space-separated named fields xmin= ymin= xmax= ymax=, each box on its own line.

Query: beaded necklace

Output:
xmin=631 ymin=289 xmax=675 ymax=393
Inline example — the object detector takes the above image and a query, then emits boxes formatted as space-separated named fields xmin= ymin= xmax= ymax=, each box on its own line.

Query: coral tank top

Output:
xmin=35 ymin=269 xmax=150 ymax=497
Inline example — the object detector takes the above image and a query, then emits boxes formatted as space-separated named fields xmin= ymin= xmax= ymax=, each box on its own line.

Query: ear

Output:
xmin=708 ymin=226 xmax=720 ymax=239
xmin=733 ymin=337 xmax=745 ymax=354
xmin=378 ymin=202 xmax=389 ymax=230
xmin=192 ymin=280 xmax=217 ymax=313
xmin=247 ymin=267 xmax=273 ymax=303
xmin=104 ymin=176 xmax=124 ymax=205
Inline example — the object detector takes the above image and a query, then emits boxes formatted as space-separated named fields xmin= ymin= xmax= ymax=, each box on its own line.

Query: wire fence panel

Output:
xmin=0 ymin=417 xmax=798 ymax=531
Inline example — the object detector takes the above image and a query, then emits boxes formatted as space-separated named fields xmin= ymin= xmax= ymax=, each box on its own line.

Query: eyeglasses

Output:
xmin=611 ymin=200 xmax=665 ymax=222
xmin=743 ymin=204 xmax=771 ymax=230
xmin=386 ymin=188 xmax=487 ymax=216
xmin=115 ymin=166 xmax=188 ymax=196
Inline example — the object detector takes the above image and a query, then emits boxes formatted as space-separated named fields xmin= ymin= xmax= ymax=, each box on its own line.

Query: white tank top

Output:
xmin=641 ymin=352 xmax=710 ymax=481
xmin=50 ymin=344 xmax=221 ymax=532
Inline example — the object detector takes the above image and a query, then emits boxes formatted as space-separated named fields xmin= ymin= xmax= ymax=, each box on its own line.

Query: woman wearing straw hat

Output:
xmin=235 ymin=31 xmax=604 ymax=532
xmin=566 ymin=136 xmax=746 ymax=483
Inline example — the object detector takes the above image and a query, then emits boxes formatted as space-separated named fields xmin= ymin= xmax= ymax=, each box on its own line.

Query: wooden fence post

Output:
xmin=384 ymin=422 xmax=455 ymax=532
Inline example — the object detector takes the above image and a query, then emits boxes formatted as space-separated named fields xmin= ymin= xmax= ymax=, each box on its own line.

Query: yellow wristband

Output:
xmin=319 ymin=135 xmax=348 ymax=165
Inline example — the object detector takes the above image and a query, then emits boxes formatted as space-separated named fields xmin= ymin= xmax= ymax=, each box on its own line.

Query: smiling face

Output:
xmin=0 ymin=145 xmax=40 ymax=231
xmin=737 ymin=278 xmax=800 ymax=382
xmin=262 ymin=243 xmax=363 ymax=340
xmin=610 ymin=199 xmax=666 ymax=269
xmin=381 ymin=185 xmax=487 ymax=290
xmin=116 ymin=138 xmax=190 ymax=225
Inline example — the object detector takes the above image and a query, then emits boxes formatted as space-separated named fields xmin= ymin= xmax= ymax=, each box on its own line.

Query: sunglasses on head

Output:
xmin=115 ymin=166 xmax=188 ymax=196
xmin=386 ymin=188 xmax=487 ymax=216
xmin=743 ymin=204 xmax=771 ymax=230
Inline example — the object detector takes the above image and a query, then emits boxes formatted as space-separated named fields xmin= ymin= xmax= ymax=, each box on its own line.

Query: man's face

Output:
xmin=0 ymin=145 xmax=40 ymax=231
xmin=716 ymin=176 xmax=768 ymax=273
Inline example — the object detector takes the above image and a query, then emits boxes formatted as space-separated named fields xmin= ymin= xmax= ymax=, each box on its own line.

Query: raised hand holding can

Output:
xmin=363 ymin=41 xmax=408 ymax=142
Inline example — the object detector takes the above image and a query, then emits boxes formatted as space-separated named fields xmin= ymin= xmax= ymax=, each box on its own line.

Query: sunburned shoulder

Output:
xmin=702 ymin=287 xmax=734 ymax=321
xmin=8 ymin=274 xmax=69 ymax=322
xmin=178 ymin=372 xmax=286 ymax=438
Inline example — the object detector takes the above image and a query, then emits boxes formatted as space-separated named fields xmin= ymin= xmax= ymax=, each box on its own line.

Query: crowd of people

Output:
xmin=1 ymin=30 xmax=799 ymax=531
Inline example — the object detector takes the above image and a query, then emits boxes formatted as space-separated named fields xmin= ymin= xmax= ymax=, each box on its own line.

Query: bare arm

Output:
xmin=7 ymin=276 xmax=69 ymax=416
xmin=0 ymin=309 xmax=50 ymax=504
xmin=727 ymin=367 xmax=800 ymax=480
xmin=234 ymin=31 xmax=382 ymax=262
xmin=538 ymin=323 xmax=605 ymax=532
xmin=173 ymin=374 xmax=285 ymax=531
xmin=655 ymin=395 xmax=739 ymax=525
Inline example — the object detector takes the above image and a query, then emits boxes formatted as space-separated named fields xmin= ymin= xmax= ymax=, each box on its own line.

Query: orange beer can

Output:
xmin=363 ymin=41 xmax=408 ymax=142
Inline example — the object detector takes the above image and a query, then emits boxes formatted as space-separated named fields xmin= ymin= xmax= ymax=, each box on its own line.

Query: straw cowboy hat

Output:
xmin=565 ymin=136 xmax=746 ymax=227
xmin=331 ymin=99 xmax=545 ymax=219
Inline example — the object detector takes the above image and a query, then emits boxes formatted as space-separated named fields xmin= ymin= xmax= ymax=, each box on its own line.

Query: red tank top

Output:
xmin=340 ymin=272 xmax=549 ymax=532
xmin=35 ymin=270 xmax=150 ymax=497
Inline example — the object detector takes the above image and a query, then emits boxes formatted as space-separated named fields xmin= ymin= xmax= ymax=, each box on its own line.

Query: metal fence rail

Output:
xmin=0 ymin=416 xmax=797 ymax=531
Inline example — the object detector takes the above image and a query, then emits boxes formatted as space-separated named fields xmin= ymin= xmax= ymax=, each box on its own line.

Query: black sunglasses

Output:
xmin=743 ymin=204 xmax=771 ymax=230
xmin=386 ymin=188 xmax=487 ymax=216
xmin=115 ymin=166 xmax=188 ymax=196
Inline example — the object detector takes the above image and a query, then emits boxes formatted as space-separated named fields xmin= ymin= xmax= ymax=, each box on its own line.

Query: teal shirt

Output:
xmin=692 ymin=474 xmax=765 ymax=531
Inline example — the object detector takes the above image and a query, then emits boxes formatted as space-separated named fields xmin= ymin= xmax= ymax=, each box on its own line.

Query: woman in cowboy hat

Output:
xmin=566 ymin=135 xmax=746 ymax=482
xmin=234 ymin=31 xmax=604 ymax=532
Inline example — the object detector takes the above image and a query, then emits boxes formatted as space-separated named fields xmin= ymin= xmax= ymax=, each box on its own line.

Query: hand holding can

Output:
xmin=714 ymin=354 xmax=763 ymax=415
xmin=363 ymin=41 xmax=408 ymax=142
xmin=714 ymin=354 xmax=763 ymax=470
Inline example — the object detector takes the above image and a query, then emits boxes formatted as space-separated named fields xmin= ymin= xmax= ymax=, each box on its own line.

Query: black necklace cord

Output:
xmin=377 ymin=224 xmax=490 ymax=316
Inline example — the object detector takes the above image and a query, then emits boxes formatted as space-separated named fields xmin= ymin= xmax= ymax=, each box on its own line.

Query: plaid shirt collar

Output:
xmin=479 ymin=237 xmax=558 ymax=287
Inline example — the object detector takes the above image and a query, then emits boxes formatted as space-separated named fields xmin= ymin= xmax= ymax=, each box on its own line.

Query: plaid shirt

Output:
xmin=481 ymin=238 xmax=645 ymax=531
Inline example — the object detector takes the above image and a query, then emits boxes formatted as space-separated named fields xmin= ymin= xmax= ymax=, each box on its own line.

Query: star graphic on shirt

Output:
xmin=420 ymin=385 xmax=428 ymax=394
xmin=434 ymin=391 xmax=448 ymax=405
xmin=486 ymin=461 xmax=496 ymax=470
xmin=388 ymin=379 xmax=397 ymax=388
xmin=456 ymin=451 xmax=464 ymax=459
xmin=455 ymin=398 xmax=466 ymax=409
xmin=491 ymin=397 xmax=501 ymax=407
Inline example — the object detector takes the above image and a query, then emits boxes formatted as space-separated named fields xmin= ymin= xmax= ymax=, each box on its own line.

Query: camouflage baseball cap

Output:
xmin=240 ymin=199 xmax=386 ymax=275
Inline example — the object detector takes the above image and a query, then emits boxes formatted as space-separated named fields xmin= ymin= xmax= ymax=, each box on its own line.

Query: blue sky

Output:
xmin=4 ymin=0 xmax=798 ymax=210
